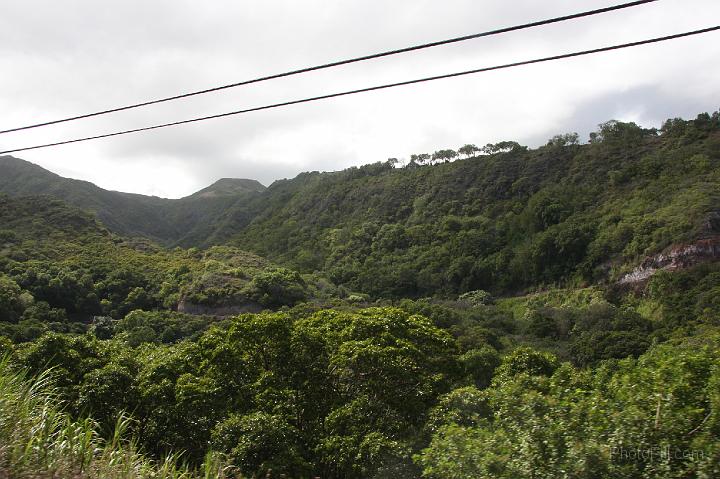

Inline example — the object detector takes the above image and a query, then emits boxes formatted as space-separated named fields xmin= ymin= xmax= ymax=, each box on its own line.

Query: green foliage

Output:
xmin=458 ymin=144 xmax=480 ymax=158
xmin=417 ymin=331 xmax=720 ymax=478
xmin=0 ymin=156 xmax=266 ymax=248
xmin=5 ymin=307 xmax=460 ymax=475
xmin=76 ymin=362 xmax=138 ymax=433
xmin=0 ymin=356 xmax=229 ymax=478
xmin=116 ymin=310 xmax=213 ymax=346
xmin=226 ymin=112 xmax=720 ymax=297
xmin=0 ymin=273 xmax=23 ymax=322
xmin=0 ymin=195 xmax=324 ymax=325
xmin=203 ymin=307 xmax=459 ymax=476
xmin=646 ymin=263 xmax=720 ymax=328
xmin=431 ymin=149 xmax=458 ymax=164
xmin=250 ymin=267 xmax=307 ymax=307
xmin=459 ymin=346 xmax=501 ymax=389
xmin=458 ymin=289 xmax=493 ymax=306
xmin=425 ymin=386 xmax=491 ymax=434
xmin=212 ymin=412 xmax=308 ymax=477
xmin=3 ymin=112 xmax=720 ymax=300
xmin=493 ymin=346 xmax=559 ymax=382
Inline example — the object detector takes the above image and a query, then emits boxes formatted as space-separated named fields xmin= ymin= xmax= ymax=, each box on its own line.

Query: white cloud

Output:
xmin=0 ymin=0 xmax=718 ymax=197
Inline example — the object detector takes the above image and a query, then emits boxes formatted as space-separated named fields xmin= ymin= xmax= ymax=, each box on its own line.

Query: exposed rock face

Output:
xmin=176 ymin=299 xmax=264 ymax=317
xmin=619 ymin=236 xmax=720 ymax=285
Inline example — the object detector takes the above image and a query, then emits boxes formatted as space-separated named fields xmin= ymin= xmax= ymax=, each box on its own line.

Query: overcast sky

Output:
xmin=1 ymin=0 xmax=718 ymax=198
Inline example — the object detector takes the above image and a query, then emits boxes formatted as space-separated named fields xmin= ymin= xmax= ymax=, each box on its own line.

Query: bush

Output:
xmin=211 ymin=412 xmax=308 ymax=477
xmin=493 ymin=347 xmax=559 ymax=383
xmin=250 ymin=268 xmax=308 ymax=307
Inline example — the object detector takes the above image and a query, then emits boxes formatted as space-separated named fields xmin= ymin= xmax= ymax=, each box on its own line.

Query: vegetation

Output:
xmin=0 ymin=111 xmax=719 ymax=477
xmin=0 ymin=194 xmax=339 ymax=343
xmin=416 ymin=331 xmax=720 ymax=478
xmin=0 ymin=356 xmax=229 ymax=479
xmin=231 ymin=113 xmax=720 ymax=297
xmin=0 ymin=157 xmax=265 ymax=246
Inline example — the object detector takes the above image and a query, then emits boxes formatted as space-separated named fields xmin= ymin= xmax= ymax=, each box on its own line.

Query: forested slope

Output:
xmin=1 ymin=112 xmax=720 ymax=478
xmin=0 ymin=194 xmax=329 ymax=342
xmin=0 ymin=156 xmax=265 ymax=246
xmin=233 ymin=112 xmax=720 ymax=297
xmin=3 ymin=112 xmax=719 ymax=300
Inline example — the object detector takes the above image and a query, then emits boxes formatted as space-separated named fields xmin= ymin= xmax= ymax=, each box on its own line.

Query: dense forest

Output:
xmin=1 ymin=111 xmax=719 ymax=478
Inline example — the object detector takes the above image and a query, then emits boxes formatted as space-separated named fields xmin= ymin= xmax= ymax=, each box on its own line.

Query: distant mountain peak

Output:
xmin=187 ymin=178 xmax=266 ymax=198
xmin=0 ymin=157 xmax=266 ymax=246
xmin=0 ymin=155 xmax=57 ymax=174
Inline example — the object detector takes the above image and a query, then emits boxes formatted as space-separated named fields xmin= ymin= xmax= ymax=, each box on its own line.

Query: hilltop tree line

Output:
xmin=388 ymin=140 xmax=529 ymax=168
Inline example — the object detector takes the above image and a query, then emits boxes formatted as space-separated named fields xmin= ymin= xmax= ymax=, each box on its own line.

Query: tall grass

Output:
xmin=0 ymin=356 xmax=231 ymax=479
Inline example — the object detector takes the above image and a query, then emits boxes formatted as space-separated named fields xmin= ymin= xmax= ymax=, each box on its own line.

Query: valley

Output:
xmin=1 ymin=111 xmax=719 ymax=478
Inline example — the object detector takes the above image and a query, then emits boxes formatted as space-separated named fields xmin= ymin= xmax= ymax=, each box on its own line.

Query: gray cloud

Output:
xmin=1 ymin=0 xmax=718 ymax=197
xmin=524 ymin=84 xmax=719 ymax=147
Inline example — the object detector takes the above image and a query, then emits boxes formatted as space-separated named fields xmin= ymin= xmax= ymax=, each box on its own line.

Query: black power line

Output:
xmin=0 ymin=0 xmax=659 ymax=135
xmin=1 ymin=25 xmax=717 ymax=156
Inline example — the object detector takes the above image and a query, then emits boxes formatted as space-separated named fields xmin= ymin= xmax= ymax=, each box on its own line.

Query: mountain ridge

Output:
xmin=0 ymin=155 xmax=265 ymax=200
xmin=185 ymin=178 xmax=266 ymax=199
xmin=2 ymin=111 xmax=719 ymax=298
xmin=0 ymin=155 xmax=263 ymax=246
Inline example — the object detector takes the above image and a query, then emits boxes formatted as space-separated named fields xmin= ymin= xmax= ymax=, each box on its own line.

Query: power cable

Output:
xmin=1 ymin=25 xmax=717 ymax=156
xmin=0 ymin=0 xmax=659 ymax=134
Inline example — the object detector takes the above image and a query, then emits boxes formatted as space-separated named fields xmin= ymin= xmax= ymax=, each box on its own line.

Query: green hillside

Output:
xmin=1 ymin=111 xmax=720 ymax=478
xmin=0 ymin=155 xmax=265 ymax=247
xmin=232 ymin=113 xmax=720 ymax=297
xmin=3 ymin=112 xmax=718 ymax=300
xmin=188 ymin=178 xmax=267 ymax=198
xmin=0 ymin=194 xmax=334 ymax=342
